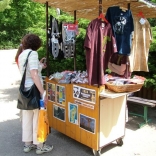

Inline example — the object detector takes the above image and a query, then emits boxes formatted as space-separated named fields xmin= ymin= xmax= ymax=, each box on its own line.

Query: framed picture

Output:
xmin=68 ymin=102 xmax=78 ymax=124
xmin=53 ymin=104 xmax=65 ymax=121
xmin=47 ymin=83 xmax=56 ymax=102
xmin=73 ymin=85 xmax=96 ymax=104
xmin=80 ymin=114 xmax=95 ymax=134
xmin=56 ymin=85 xmax=66 ymax=105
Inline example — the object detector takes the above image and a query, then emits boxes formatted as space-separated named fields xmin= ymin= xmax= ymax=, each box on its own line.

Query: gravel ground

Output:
xmin=0 ymin=49 xmax=156 ymax=156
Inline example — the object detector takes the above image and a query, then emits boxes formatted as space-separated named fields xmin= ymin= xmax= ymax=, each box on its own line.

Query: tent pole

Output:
xmin=99 ymin=0 xmax=102 ymax=15
xmin=126 ymin=3 xmax=131 ymax=79
xmin=97 ymin=0 xmax=103 ymax=87
xmin=74 ymin=10 xmax=76 ymax=71
xmin=45 ymin=1 xmax=49 ymax=77
xmin=128 ymin=3 xmax=130 ymax=10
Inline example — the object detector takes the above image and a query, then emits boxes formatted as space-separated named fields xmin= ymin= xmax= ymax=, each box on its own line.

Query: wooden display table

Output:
xmin=46 ymin=78 xmax=127 ymax=156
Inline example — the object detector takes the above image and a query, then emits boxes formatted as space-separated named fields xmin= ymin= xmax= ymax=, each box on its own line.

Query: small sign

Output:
xmin=139 ymin=18 xmax=146 ymax=25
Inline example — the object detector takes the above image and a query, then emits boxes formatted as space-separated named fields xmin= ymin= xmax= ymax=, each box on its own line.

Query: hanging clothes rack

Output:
xmin=34 ymin=0 xmax=156 ymax=76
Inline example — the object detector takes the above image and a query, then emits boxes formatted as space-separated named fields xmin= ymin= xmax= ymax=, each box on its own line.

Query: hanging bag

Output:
xmin=17 ymin=51 xmax=40 ymax=110
xmin=37 ymin=108 xmax=49 ymax=142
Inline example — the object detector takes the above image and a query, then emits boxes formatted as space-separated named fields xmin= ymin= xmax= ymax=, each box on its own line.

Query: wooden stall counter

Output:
xmin=46 ymin=77 xmax=127 ymax=156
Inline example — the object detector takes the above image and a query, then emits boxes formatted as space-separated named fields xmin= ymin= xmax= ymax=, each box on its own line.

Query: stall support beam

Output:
xmin=99 ymin=0 xmax=102 ymax=15
xmin=45 ymin=1 xmax=50 ymax=77
xmin=128 ymin=3 xmax=130 ymax=10
xmin=74 ymin=10 xmax=76 ymax=71
xmin=125 ymin=3 xmax=131 ymax=79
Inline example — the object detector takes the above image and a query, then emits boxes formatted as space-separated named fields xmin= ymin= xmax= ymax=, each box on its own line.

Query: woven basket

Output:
xmin=105 ymin=82 xmax=144 ymax=93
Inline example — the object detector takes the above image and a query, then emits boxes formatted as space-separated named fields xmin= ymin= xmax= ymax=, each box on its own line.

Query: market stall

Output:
xmin=32 ymin=0 xmax=156 ymax=155
xmin=46 ymin=79 xmax=127 ymax=156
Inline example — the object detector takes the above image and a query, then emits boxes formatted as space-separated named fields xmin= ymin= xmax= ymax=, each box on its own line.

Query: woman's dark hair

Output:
xmin=15 ymin=44 xmax=23 ymax=62
xmin=22 ymin=34 xmax=42 ymax=51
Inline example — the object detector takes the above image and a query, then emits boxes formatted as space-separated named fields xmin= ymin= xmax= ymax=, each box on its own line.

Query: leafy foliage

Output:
xmin=0 ymin=0 xmax=47 ymax=48
xmin=0 ymin=0 xmax=12 ymax=12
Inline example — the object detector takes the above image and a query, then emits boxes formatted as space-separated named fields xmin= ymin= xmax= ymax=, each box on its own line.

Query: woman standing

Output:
xmin=18 ymin=34 xmax=53 ymax=154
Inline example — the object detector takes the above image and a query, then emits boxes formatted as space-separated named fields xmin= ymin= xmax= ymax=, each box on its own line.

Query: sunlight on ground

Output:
xmin=0 ymin=49 xmax=20 ymax=122
xmin=0 ymin=49 xmax=20 ymax=88
xmin=0 ymin=101 xmax=20 ymax=122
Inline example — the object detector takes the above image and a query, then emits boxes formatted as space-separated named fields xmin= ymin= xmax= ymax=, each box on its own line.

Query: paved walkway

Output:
xmin=0 ymin=49 xmax=156 ymax=156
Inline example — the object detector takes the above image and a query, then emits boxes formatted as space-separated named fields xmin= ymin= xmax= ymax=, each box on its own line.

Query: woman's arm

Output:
xmin=30 ymin=69 xmax=47 ymax=105
xmin=30 ymin=69 xmax=44 ymax=94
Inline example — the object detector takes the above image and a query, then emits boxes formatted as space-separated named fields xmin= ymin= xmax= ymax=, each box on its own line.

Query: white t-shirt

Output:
xmin=18 ymin=49 xmax=43 ymax=88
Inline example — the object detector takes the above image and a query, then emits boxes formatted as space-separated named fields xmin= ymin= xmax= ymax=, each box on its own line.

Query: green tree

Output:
xmin=0 ymin=0 xmax=48 ymax=48
xmin=0 ymin=0 xmax=12 ymax=12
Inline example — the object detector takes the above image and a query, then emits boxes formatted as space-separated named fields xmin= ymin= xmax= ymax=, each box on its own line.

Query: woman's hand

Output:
xmin=40 ymin=57 xmax=47 ymax=69
xmin=42 ymin=91 xmax=48 ymax=108
xmin=40 ymin=57 xmax=46 ymax=63
xmin=43 ymin=96 xmax=48 ymax=108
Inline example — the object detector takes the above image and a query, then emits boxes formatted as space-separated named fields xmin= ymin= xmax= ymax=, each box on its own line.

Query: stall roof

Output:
xmin=32 ymin=0 xmax=156 ymax=19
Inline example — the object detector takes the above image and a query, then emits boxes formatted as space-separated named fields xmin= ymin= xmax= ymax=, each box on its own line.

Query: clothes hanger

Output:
xmin=120 ymin=6 xmax=128 ymax=12
xmin=116 ymin=2 xmax=128 ymax=12
xmin=137 ymin=11 xmax=145 ymax=18
xmin=98 ymin=13 xmax=108 ymax=23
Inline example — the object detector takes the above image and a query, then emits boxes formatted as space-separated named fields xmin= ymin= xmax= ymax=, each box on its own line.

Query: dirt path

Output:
xmin=0 ymin=49 xmax=156 ymax=156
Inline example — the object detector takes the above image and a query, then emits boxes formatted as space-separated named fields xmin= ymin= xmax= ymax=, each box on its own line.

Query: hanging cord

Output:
xmin=99 ymin=0 xmax=102 ymax=15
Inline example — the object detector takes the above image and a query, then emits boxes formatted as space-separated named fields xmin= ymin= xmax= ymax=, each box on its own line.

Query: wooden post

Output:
xmin=45 ymin=1 xmax=49 ymax=77
xmin=97 ymin=0 xmax=103 ymax=86
xmin=74 ymin=10 xmax=76 ymax=71
xmin=128 ymin=3 xmax=130 ymax=10
xmin=99 ymin=0 xmax=102 ymax=15
xmin=126 ymin=4 xmax=131 ymax=78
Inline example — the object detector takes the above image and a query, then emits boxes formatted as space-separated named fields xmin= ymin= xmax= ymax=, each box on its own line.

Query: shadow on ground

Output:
xmin=0 ymin=85 xmax=19 ymax=102
xmin=126 ymin=103 xmax=156 ymax=131
xmin=0 ymin=117 xmax=94 ymax=156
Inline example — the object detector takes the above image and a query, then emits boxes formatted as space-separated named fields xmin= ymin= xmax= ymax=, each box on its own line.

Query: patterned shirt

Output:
xmin=105 ymin=6 xmax=134 ymax=55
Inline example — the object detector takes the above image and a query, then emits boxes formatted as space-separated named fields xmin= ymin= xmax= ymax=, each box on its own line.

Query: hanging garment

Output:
xmin=48 ymin=15 xmax=61 ymax=59
xmin=57 ymin=22 xmax=64 ymax=59
xmin=105 ymin=6 xmax=134 ymax=55
xmin=129 ymin=17 xmax=152 ymax=72
xmin=84 ymin=18 xmax=117 ymax=85
xmin=51 ymin=17 xmax=60 ymax=58
xmin=62 ymin=23 xmax=78 ymax=58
